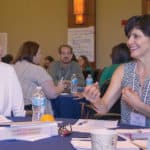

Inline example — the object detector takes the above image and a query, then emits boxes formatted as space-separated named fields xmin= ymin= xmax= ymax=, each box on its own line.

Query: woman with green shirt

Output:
xmin=99 ymin=43 xmax=132 ymax=87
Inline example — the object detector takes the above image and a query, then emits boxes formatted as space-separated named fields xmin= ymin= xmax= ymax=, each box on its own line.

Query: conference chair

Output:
xmin=81 ymin=79 xmax=121 ymax=120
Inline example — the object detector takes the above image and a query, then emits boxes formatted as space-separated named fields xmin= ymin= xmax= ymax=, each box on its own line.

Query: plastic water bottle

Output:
xmin=32 ymin=86 xmax=46 ymax=121
xmin=86 ymin=74 xmax=93 ymax=86
xmin=71 ymin=74 xmax=78 ymax=93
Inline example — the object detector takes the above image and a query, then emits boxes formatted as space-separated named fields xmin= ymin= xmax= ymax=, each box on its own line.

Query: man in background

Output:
xmin=48 ymin=44 xmax=85 ymax=90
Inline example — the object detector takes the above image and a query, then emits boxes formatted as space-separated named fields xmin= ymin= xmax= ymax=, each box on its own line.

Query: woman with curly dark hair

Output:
xmin=83 ymin=14 xmax=150 ymax=127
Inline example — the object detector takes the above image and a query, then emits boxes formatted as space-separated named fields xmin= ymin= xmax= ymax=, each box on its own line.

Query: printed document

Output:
xmin=72 ymin=119 xmax=118 ymax=133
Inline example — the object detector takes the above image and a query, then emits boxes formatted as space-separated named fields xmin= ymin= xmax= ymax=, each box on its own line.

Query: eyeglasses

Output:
xmin=60 ymin=52 xmax=72 ymax=56
xmin=58 ymin=124 xmax=72 ymax=136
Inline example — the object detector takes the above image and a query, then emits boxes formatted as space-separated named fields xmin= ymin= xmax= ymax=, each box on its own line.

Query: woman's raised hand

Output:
xmin=83 ymin=82 xmax=100 ymax=104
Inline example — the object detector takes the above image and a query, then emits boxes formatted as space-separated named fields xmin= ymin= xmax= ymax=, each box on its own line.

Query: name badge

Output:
xmin=130 ymin=112 xmax=146 ymax=127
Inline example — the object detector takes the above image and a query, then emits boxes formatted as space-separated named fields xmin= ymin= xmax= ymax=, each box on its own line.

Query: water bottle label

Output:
xmin=71 ymin=78 xmax=78 ymax=84
xmin=32 ymin=97 xmax=46 ymax=106
xmin=86 ymin=78 xmax=93 ymax=86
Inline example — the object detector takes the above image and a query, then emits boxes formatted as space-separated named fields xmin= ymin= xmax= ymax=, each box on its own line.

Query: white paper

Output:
xmin=71 ymin=140 xmax=91 ymax=150
xmin=0 ymin=115 xmax=12 ymax=124
xmin=116 ymin=129 xmax=150 ymax=140
xmin=71 ymin=140 xmax=140 ymax=150
xmin=0 ymin=127 xmax=12 ymax=141
xmin=68 ymin=26 xmax=95 ymax=62
xmin=117 ymin=141 xmax=140 ymax=150
xmin=72 ymin=119 xmax=118 ymax=133
xmin=15 ymin=134 xmax=51 ymax=142
xmin=11 ymin=121 xmax=58 ymax=141
xmin=0 ymin=121 xmax=58 ymax=141
xmin=132 ymin=140 xmax=147 ymax=150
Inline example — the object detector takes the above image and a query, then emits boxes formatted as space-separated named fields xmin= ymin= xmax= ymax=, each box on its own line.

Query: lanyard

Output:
xmin=133 ymin=63 xmax=150 ymax=103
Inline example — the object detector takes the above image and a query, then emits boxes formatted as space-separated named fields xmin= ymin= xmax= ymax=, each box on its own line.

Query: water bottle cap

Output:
xmin=36 ymin=86 xmax=42 ymax=90
xmin=40 ymin=114 xmax=55 ymax=122
xmin=86 ymin=74 xmax=93 ymax=86
xmin=88 ymin=74 xmax=92 ymax=77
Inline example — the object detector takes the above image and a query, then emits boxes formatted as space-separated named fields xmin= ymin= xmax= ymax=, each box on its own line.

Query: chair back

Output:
xmin=80 ymin=79 xmax=121 ymax=119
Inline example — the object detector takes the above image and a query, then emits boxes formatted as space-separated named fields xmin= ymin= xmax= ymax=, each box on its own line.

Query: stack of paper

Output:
xmin=11 ymin=121 xmax=58 ymax=141
xmin=0 ymin=121 xmax=58 ymax=141
xmin=132 ymin=140 xmax=147 ymax=150
xmin=117 ymin=141 xmax=140 ymax=150
xmin=71 ymin=140 xmax=91 ymax=150
xmin=71 ymin=140 xmax=140 ymax=150
xmin=0 ymin=116 xmax=12 ymax=141
xmin=0 ymin=127 xmax=12 ymax=140
xmin=116 ymin=129 xmax=150 ymax=140
xmin=0 ymin=115 xmax=12 ymax=124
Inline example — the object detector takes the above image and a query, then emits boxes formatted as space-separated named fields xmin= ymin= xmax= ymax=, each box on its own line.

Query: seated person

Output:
xmin=83 ymin=14 xmax=150 ymax=127
xmin=99 ymin=42 xmax=132 ymax=87
xmin=1 ymin=54 xmax=14 ymax=64
xmin=0 ymin=46 xmax=25 ymax=116
xmin=13 ymin=41 xmax=64 ymax=114
xmin=78 ymin=55 xmax=94 ymax=79
xmin=48 ymin=44 xmax=85 ymax=91
xmin=43 ymin=55 xmax=54 ymax=71
xmin=71 ymin=53 xmax=78 ymax=62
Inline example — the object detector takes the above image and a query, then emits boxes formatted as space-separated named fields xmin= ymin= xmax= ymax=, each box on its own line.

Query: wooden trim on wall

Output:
xmin=68 ymin=0 xmax=96 ymax=27
xmin=142 ymin=0 xmax=150 ymax=14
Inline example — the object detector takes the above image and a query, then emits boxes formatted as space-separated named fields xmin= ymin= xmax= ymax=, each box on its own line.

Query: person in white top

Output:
xmin=0 ymin=46 xmax=25 ymax=116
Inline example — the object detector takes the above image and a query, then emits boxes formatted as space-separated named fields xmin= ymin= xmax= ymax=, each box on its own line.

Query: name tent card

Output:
xmin=0 ymin=121 xmax=58 ymax=141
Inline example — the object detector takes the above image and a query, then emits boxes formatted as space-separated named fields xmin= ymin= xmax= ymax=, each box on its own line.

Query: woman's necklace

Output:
xmin=133 ymin=63 xmax=150 ymax=103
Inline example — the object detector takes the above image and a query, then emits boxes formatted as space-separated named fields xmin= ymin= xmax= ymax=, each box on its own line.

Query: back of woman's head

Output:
xmin=45 ymin=55 xmax=54 ymax=62
xmin=14 ymin=41 xmax=39 ymax=63
xmin=2 ymin=54 xmax=13 ymax=64
xmin=111 ymin=43 xmax=132 ymax=64
xmin=124 ymin=14 xmax=150 ymax=37
xmin=72 ymin=53 xmax=77 ymax=62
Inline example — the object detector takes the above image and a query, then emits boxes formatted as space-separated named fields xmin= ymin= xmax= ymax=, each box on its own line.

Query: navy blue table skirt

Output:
xmin=51 ymin=94 xmax=86 ymax=119
xmin=0 ymin=117 xmax=145 ymax=150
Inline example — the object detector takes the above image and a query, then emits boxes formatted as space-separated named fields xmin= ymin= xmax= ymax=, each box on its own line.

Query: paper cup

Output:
xmin=90 ymin=129 xmax=118 ymax=150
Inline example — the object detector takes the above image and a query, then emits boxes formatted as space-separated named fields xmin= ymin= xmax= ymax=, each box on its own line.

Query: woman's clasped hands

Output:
xmin=122 ymin=87 xmax=142 ymax=110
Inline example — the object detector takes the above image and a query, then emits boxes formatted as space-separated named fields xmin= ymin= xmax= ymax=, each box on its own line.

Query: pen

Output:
xmin=117 ymin=133 xmax=131 ymax=141
xmin=78 ymin=120 xmax=88 ymax=126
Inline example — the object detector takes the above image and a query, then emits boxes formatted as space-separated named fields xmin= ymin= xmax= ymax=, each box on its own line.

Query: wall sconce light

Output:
xmin=73 ymin=0 xmax=85 ymax=24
